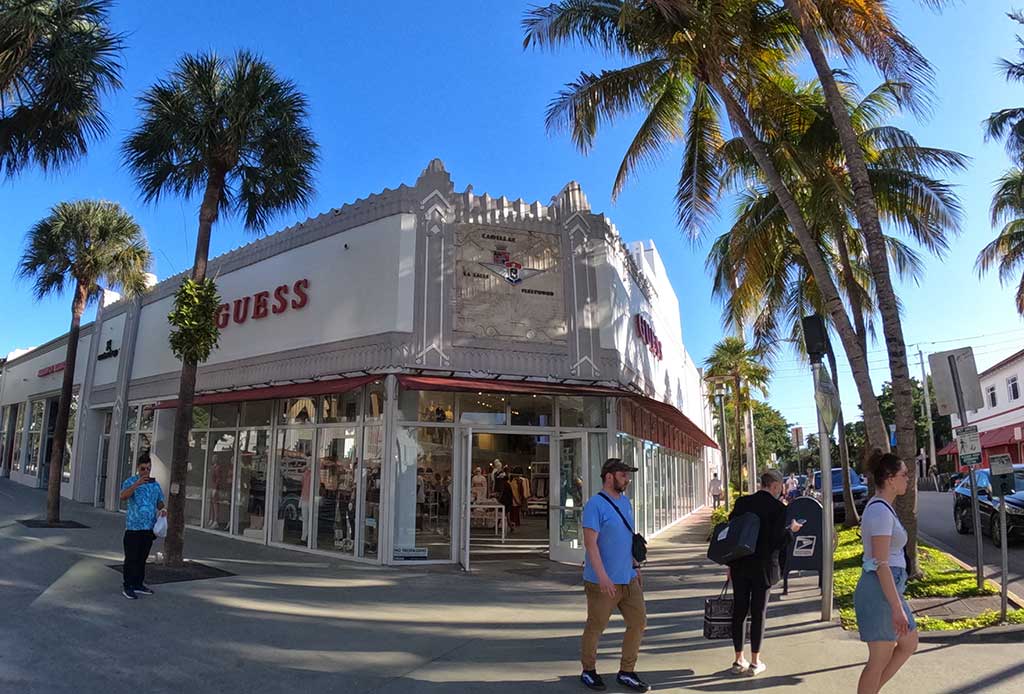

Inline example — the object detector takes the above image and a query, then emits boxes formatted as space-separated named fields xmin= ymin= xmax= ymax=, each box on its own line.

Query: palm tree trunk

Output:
xmin=834 ymin=228 xmax=869 ymax=359
xmin=785 ymin=1 xmax=919 ymax=573
xmin=709 ymin=73 xmax=889 ymax=453
xmin=46 ymin=280 xmax=88 ymax=524
xmin=828 ymin=344 xmax=860 ymax=526
xmin=164 ymin=168 xmax=225 ymax=566
xmin=734 ymin=375 xmax=744 ymax=492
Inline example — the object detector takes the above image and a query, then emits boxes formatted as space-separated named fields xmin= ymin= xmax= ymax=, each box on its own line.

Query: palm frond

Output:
xmin=676 ymin=81 xmax=723 ymax=238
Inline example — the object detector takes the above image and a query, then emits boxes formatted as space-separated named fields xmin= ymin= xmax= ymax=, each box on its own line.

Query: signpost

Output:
xmin=929 ymin=347 xmax=986 ymax=591
xmin=989 ymin=453 xmax=1015 ymax=623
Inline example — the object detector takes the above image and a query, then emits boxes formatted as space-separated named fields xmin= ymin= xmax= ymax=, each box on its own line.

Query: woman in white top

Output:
xmin=854 ymin=450 xmax=917 ymax=694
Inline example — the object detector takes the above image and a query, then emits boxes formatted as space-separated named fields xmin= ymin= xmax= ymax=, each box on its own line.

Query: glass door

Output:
xmin=550 ymin=433 xmax=587 ymax=563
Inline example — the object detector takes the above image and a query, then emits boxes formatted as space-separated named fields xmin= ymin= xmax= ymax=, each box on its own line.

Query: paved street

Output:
xmin=917 ymin=491 xmax=1024 ymax=600
xmin=3 ymin=480 xmax=1024 ymax=694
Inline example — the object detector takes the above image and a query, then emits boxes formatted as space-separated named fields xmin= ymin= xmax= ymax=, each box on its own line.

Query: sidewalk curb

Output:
xmin=917 ymin=530 xmax=1024 ymax=610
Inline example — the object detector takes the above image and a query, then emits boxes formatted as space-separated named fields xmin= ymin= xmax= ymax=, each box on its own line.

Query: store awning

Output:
xmin=935 ymin=421 xmax=1024 ymax=458
xmin=397 ymin=374 xmax=718 ymax=450
xmin=937 ymin=440 xmax=958 ymax=456
xmin=153 ymin=374 xmax=378 ymax=410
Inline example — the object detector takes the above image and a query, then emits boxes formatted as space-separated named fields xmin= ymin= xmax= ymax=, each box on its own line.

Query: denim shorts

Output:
xmin=854 ymin=566 xmax=917 ymax=642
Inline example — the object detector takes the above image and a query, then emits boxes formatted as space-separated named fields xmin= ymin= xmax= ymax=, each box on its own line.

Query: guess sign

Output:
xmin=216 ymin=278 xmax=310 ymax=329
xmin=635 ymin=314 xmax=663 ymax=360
xmin=37 ymin=362 xmax=66 ymax=378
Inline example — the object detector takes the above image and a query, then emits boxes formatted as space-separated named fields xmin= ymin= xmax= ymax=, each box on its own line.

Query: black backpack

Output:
xmin=707 ymin=512 xmax=760 ymax=565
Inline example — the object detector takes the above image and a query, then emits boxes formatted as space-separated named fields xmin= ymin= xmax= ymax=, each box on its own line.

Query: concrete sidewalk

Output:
xmin=1 ymin=479 xmax=1022 ymax=694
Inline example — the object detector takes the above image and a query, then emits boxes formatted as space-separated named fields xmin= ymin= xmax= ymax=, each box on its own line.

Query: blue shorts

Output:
xmin=854 ymin=566 xmax=917 ymax=642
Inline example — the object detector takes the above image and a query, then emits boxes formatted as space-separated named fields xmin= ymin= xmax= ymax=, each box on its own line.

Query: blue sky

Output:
xmin=1 ymin=2 xmax=1022 ymax=437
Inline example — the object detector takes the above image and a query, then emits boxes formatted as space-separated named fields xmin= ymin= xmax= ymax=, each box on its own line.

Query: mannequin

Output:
xmin=491 ymin=459 xmax=508 ymax=499
xmin=471 ymin=467 xmax=488 ymax=502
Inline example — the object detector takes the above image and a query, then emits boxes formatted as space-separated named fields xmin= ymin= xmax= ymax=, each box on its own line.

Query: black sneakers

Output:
xmin=121 ymin=587 xmax=137 ymax=600
xmin=617 ymin=671 xmax=652 ymax=692
xmin=134 ymin=585 xmax=154 ymax=596
xmin=580 ymin=670 xmax=606 ymax=691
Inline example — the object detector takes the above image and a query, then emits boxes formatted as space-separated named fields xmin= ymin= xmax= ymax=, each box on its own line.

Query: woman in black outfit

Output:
xmin=727 ymin=469 xmax=803 ymax=677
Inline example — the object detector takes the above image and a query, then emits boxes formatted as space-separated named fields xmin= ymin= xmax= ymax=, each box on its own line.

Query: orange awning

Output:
xmin=154 ymin=375 xmax=378 ymax=409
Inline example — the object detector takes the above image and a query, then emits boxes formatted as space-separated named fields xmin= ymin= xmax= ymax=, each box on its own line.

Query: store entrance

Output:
xmin=465 ymin=432 xmax=551 ymax=564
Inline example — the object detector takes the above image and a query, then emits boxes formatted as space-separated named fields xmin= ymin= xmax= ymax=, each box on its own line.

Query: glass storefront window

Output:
xmin=398 ymin=389 xmax=453 ymax=423
xmin=211 ymin=404 xmax=239 ymax=429
xmin=125 ymin=405 xmax=139 ymax=432
xmin=322 ymin=391 xmax=361 ymax=424
xmin=240 ymin=400 xmax=274 ymax=427
xmin=315 ymin=428 xmax=359 ymax=554
xmin=280 ymin=398 xmax=317 ymax=426
xmin=62 ymin=394 xmax=79 ymax=483
xmin=361 ymin=426 xmax=383 ymax=559
xmin=139 ymin=403 xmax=155 ymax=431
xmin=510 ymin=394 xmax=552 ymax=427
xmin=117 ymin=433 xmax=136 ymax=510
xmin=559 ymin=396 xmax=606 ymax=428
xmin=192 ymin=405 xmax=211 ymax=430
xmin=365 ymin=380 xmax=386 ymax=421
xmin=393 ymin=426 xmax=453 ymax=561
xmin=185 ymin=431 xmax=207 ymax=526
xmin=205 ymin=432 xmax=236 ymax=531
xmin=235 ymin=428 xmax=270 ymax=539
xmin=458 ymin=393 xmax=507 ymax=425
xmin=588 ymin=432 xmax=608 ymax=495
xmin=273 ymin=427 xmax=315 ymax=546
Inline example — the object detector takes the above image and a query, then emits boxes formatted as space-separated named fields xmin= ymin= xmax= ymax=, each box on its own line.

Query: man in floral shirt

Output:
xmin=119 ymin=454 xmax=166 ymax=599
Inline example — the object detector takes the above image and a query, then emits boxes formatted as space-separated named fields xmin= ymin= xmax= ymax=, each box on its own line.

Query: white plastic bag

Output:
xmin=153 ymin=515 xmax=168 ymax=538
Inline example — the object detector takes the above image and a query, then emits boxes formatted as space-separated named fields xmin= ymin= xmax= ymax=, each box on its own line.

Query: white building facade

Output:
xmin=0 ymin=161 xmax=720 ymax=568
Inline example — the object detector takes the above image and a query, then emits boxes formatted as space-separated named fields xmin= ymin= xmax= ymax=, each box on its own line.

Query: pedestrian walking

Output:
xmin=854 ymin=450 xmax=917 ymax=694
xmin=727 ymin=469 xmax=802 ymax=677
xmin=709 ymin=473 xmax=723 ymax=509
xmin=118 ymin=453 xmax=166 ymax=600
xmin=579 ymin=458 xmax=650 ymax=692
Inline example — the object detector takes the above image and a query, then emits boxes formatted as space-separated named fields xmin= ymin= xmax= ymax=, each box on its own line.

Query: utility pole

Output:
xmin=919 ymin=348 xmax=938 ymax=478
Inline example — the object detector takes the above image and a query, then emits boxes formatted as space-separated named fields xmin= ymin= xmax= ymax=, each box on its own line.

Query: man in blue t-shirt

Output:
xmin=119 ymin=454 xmax=166 ymax=600
xmin=578 ymin=459 xmax=650 ymax=692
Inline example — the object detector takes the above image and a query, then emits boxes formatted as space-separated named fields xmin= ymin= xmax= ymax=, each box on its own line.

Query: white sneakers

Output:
xmin=731 ymin=659 xmax=767 ymax=677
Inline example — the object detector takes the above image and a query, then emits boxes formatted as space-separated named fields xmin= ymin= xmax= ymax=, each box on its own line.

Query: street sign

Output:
xmin=956 ymin=425 xmax=982 ymax=467
xmin=990 ymin=453 xmax=1014 ymax=476
xmin=814 ymin=366 xmax=841 ymax=435
xmin=929 ymin=348 xmax=983 ymax=417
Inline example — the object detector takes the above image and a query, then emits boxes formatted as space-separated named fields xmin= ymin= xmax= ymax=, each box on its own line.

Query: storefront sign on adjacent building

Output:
xmin=635 ymin=314 xmax=663 ymax=360
xmin=37 ymin=362 xmax=66 ymax=377
xmin=216 ymin=278 xmax=310 ymax=329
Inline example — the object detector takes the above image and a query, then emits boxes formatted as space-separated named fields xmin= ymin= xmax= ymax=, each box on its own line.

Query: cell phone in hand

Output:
xmin=147 ymin=478 xmax=158 ymax=483
xmin=795 ymin=518 xmax=806 ymax=525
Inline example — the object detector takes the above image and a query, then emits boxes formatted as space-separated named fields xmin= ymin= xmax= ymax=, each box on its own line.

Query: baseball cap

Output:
xmin=601 ymin=458 xmax=638 ymax=477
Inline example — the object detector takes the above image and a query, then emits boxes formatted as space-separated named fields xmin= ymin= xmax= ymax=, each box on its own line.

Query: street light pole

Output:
xmin=715 ymin=383 xmax=730 ymax=511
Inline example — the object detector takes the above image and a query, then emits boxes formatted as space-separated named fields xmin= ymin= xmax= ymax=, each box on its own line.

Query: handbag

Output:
xmin=703 ymin=579 xmax=734 ymax=639
xmin=707 ymin=512 xmax=760 ymax=565
xmin=703 ymin=579 xmax=751 ymax=640
xmin=598 ymin=492 xmax=647 ymax=564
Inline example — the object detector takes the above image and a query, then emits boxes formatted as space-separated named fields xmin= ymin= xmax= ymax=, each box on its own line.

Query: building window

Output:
xmin=987 ymin=385 xmax=998 ymax=409
xmin=1008 ymin=376 xmax=1020 ymax=402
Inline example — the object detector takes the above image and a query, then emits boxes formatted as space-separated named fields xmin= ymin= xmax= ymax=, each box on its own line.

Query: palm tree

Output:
xmin=979 ymin=12 xmax=1024 ymax=314
xmin=705 ymin=337 xmax=770 ymax=493
xmin=0 ymin=0 xmax=123 ymax=176
xmin=523 ymin=0 xmax=890 ymax=456
xmin=17 ymin=201 xmax=151 ymax=523
xmin=779 ymin=1 xmax=947 ymax=550
xmin=123 ymin=51 xmax=318 ymax=565
xmin=709 ymin=79 xmax=964 ymax=531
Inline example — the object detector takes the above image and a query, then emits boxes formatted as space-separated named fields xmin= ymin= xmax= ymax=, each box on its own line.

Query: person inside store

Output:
xmin=854 ymin=450 xmax=917 ymax=694
xmin=118 ymin=453 xmax=166 ymax=600
xmin=726 ymin=469 xmax=803 ymax=677
xmin=578 ymin=458 xmax=650 ymax=693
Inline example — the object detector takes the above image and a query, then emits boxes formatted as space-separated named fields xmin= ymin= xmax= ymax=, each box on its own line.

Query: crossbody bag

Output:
xmin=598 ymin=492 xmax=648 ymax=564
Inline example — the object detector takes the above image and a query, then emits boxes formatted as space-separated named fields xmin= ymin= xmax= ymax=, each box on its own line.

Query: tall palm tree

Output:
xmin=17 ymin=200 xmax=151 ymax=523
xmin=710 ymin=79 xmax=964 ymax=532
xmin=779 ymin=1 xmax=946 ymax=549
xmin=705 ymin=337 xmax=770 ymax=493
xmin=123 ymin=51 xmax=318 ymax=565
xmin=979 ymin=12 xmax=1024 ymax=314
xmin=0 ymin=0 xmax=123 ymax=176
xmin=523 ymin=0 xmax=891 ymax=456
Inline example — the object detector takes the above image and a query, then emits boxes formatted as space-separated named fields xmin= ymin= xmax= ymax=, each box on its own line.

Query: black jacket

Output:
xmin=728 ymin=490 xmax=790 ymax=586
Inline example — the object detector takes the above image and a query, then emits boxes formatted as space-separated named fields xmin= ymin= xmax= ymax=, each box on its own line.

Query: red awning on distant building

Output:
xmin=154 ymin=375 xmax=378 ymax=410
xmin=936 ymin=421 xmax=1023 ymax=458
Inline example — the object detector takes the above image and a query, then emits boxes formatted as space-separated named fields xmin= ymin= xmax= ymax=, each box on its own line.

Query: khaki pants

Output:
xmin=581 ymin=577 xmax=647 ymax=672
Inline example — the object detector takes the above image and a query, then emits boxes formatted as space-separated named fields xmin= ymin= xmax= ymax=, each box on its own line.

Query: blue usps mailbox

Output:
xmin=783 ymin=497 xmax=824 ymax=594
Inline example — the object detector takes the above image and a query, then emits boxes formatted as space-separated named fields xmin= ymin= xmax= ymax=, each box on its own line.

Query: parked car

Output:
xmin=814 ymin=467 xmax=869 ymax=521
xmin=952 ymin=465 xmax=1024 ymax=546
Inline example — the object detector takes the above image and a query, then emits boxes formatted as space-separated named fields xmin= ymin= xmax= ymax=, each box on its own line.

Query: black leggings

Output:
xmin=732 ymin=573 xmax=770 ymax=653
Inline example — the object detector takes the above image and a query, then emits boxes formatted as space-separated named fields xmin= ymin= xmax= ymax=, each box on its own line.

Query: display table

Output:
xmin=470 ymin=501 xmax=507 ymax=542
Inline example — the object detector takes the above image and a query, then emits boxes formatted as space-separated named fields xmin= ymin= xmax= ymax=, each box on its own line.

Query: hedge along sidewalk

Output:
xmin=833 ymin=526 xmax=1024 ymax=631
